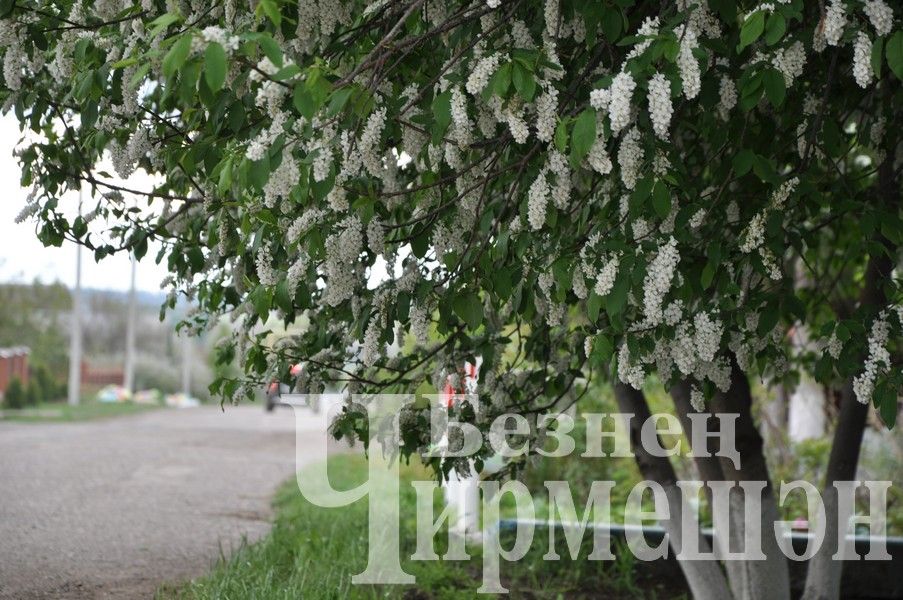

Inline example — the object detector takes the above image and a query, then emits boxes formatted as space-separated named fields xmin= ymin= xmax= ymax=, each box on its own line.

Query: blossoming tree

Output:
xmin=2 ymin=0 xmax=901 ymax=598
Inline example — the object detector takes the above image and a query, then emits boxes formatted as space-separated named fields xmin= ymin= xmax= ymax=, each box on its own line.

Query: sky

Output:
xmin=0 ymin=115 xmax=169 ymax=293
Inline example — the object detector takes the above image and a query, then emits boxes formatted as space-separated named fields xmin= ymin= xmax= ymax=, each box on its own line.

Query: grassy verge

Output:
xmin=0 ymin=400 xmax=161 ymax=422
xmin=162 ymin=454 xmax=685 ymax=600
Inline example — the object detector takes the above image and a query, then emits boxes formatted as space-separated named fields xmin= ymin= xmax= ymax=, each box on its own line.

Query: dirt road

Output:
xmin=0 ymin=404 xmax=327 ymax=599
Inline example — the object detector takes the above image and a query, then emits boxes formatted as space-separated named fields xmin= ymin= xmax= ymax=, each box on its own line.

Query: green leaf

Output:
xmin=586 ymin=291 xmax=602 ymax=322
xmin=875 ymin=381 xmax=897 ymax=428
xmin=431 ymin=91 xmax=452 ymax=143
xmin=732 ymin=149 xmax=755 ymax=176
xmin=148 ymin=12 xmax=180 ymax=37
xmin=512 ymin=62 xmax=536 ymax=102
xmin=204 ymin=42 xmax=227 ymax=92
xmin=162 ymin=34 xmax=192 ymax=78
xmin=652 ymin=181 xmax=671 ymax=219
xmin=887 ymin=31 xmax=903 ymax=81
xmin=258 ymin=0 xmax=282 ymax=26
xmin=554 ymin=119 xmax=568 ymax=153
xmin=738 ymin=11 xmax=765 ymax=51
xmin=606 ymin=272 xmax=629 ymax=317
xmin=491 ymin=62 xmax=512 ymax=98
xmin=453 ymin=292 xmax=483 ymax=331
xmin=764 ymin=13 xmax=786 ymax=45
xmin=762 ymin=68 xmax=786 ymax=107
xmin=293 ymin=84 xmax=316 ymax=118
xmin=871 ymin=35 xmax=884 ymax=79
xmin=571 ymin=109 xmax=596 ymax=161
xmin=701 ymin=263 xmax=716 ymax=289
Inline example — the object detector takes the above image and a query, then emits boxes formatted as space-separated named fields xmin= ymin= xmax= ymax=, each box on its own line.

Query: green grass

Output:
xmin=0 ymin=400 xmax=161 ymax=422
xmin=162 ymin=454 xmax=685 ymax=600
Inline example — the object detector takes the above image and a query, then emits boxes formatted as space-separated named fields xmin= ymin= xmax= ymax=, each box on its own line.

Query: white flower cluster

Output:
xmin=359 ymin=107 xmax=387 ymax=177
xmin=547 ymin=150 xmax=571 ymax=209
xmin=361 ymin=315 xmax=383 ymax=367
xmin=693 ymin=312 xmax=724 ymax=362
xmin=535 ymin=86 xmax=558 ymax=142
xmin=647 ymin=73 xmax=673 ymax=140
xmin=528 ymin=170 xmax=549 ymax=230
xmin=245 ymin=112 xmax=287 ymax=161
xmin=690 ymin=386 xmax=705 ymax=412
xmin=643 ymin=237 xmax=680 ymax=326
xmin=256 ymin=242 xmax=280 ymax=286
xmin=450 ymin=86 xmax=473 ymax=148
xmin=466 ymin=52 xmax=503 ymax=96
xmin=824 ymin=0 xmax=847 ymax=46
xmin=594 ymin=255 xmax=620 ymax=296
xmin=853 ymin=32 xmax=873 ymax=88
xmin=323 ymin=216 xmax=363 ymax=306
xmin=263 ymin=154 xmax=299 ymax=208
xmin=589 ymin=88 xmax=610 ymax=111
xmin=863 ymin=0 xmax=894 ymax=36
xmin=617 ymin=127 xmax=643 ymax=190
xmin=544 ymin=0 xmax=560 ymax=39
xmin=852 ymin=313 xmax=891 ymax=404
xmin=587 ymin=135 xmax=613 ymax=175
xmin=625 ymin=17 xmax=660 ymax=61
xmin=676 ymin=25 xmax=701 ymax=99
xmin=202 ymin=26 xmax=240 ymax=52
xmin=717 ymin=76 xmax=737 ymax=120
xmin=607 ymin=72 xmax=636 ymax=136
xmin=826 ymin=331 xmax=843 ymax=360
xmin=503 ymin=105 xmax=530 ymax=144
xmin=618 ymin=344 xmax=646 ymax=389
xmin=772 ymin=41 xmax=806 ymax=86
xmin=409 ymin=303 xmax=431 ymax=345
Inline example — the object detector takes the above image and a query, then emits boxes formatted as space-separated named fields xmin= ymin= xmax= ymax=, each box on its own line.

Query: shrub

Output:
xmin=3 ymin=377 xmax=25 ymax=410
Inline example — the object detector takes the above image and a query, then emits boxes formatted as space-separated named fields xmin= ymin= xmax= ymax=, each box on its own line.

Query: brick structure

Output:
xmin=0 ymin=347 xmax=30 ymax=396
xmin=80 ymin=362 xmax=124 ymax=387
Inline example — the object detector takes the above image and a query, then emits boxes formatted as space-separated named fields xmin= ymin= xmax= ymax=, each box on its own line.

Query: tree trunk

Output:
xmin=708 ymin=359 xmax=791 ymax=600
xmin=801 ymin=157 xmax=897 ymax=600
xmin=613 ymin=382 xmax=733 ymax=600
xmin=671 ymin=380 xmax=745 ymax=597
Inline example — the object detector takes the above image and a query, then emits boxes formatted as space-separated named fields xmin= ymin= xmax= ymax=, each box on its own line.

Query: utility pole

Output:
xmin=67 ymin=188 xmax=83 ymax=406
xmin=123 ymin=252 xmax=137 ymax=394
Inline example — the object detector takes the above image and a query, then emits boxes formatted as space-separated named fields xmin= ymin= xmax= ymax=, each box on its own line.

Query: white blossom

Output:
xmin=643 ymin=237 xmax=680 ymax=326
xmin=617 ymin=127 xmax=643 ymax=190
xmin=676 ymin=25 xmax=701 ymax=99
xmin=608 ymin=71 xmax=636 ymax=135
xmin=535 ymin=86 xmax=558 ymax=142
xmin=717 ymin=76 xmax=737 ymax=120
xmin=647 ymin=73 xmax=673 ymax=140
xmin=690 ymin=386 xmax=705 ymax=412
xmin=853 ymin=32 xmax=873 ymax=88
xmin=528 ymin=171 xmax=549 ymax=230
xmin=594 ymin=256 xmax=620 ymax=296
xmin=466 ymin=53 xmax=503 ymax=96
xmin=863 ymin=0 xmax=894 ymax=36
xmin=852 ymin=313 xmax=891 ymax=404
xmin=824 ymin=0 xmax=847 ymax=46
xmin=693 ymin=312 xmax=723 ymax=362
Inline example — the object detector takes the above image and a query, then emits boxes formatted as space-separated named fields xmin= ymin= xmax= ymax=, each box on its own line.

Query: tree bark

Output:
xmin=708 ymin=359 xmax=791 ymax=600
xmin=801 ymin=157 xmax=897 ymax=600
xmin=671 ymin=380 xmax=745 ymax=597
xmin=613 ymin=382 xmax=733 ymax=600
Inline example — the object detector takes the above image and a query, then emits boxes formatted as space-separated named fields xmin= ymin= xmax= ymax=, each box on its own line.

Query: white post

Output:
xmin=123 ymin=252 xmax=137 ymax=393
xmin=181 ymin=333 xmax=191 ymax=398
xmin=67 ymin=189 xmax=83 ymax=406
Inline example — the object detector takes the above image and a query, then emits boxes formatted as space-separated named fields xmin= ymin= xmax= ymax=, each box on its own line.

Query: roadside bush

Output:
xmin=3 ymin=377 xmax=25 ymax=409
xmin=31 ymin=363 xmax=64 ymax=402
xmin=24 ymin=380 xmax=39 ymax=406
